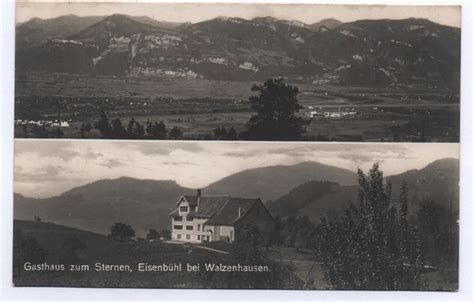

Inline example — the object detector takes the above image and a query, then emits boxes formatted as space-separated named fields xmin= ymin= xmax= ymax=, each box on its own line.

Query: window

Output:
xmin=186 ymin=234 xmax=190 ymax=240
xmin=177 ymin=234 xmax=181 ymax=239
xmin=186 ymin=225 xmax=193 ymax=230
xmin=173 ymin=225 xmax=183 ymax=230
xmin=174 ymin=217 xmax=182 ymax=222
xmin=197 ymin=224 xmax=201 ymax=231
xmin=197 ymin=235 xmax=201 ymax=241
xmin=186 ymin=217 xmax=193 ymax=222
xmin=180 ymin=206 xmax=188 ymax=212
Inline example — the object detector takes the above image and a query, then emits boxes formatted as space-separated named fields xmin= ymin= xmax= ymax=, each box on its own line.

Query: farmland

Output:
xmin=13 ymin=220 xmax=305 ymax=289
xmin=14 ymin=72 xmax=460 ymax=141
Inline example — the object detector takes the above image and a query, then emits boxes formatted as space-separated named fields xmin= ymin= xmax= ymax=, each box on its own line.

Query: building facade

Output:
xmin=169 ymin=189 xmax=275 ymax=244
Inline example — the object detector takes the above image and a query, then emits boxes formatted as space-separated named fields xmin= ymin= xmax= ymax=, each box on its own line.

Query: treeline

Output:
xmin=21 ymin=124 xmax=64 ymax=138
xmin=270 ymin=164 xmax=458 ymax=290
xmin=91 ymin=112 xmax=184 ymax=140
xmin=81 ymin=78 xmax=311 ymax=141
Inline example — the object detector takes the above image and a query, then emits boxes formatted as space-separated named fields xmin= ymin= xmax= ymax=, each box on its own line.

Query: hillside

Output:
xmin=16 ymin=15 xmax=105 ymax=50
xmin=14 ymin=177 xmax=194 ymax=235
xmin=16 ymin=14 xmax=460 ymax=88
xmin=267 ymin=158 xmax=459 ymax=223
xmin=14 ymin=219 xmax=112 ymax=263
xmin=13 ymin=158 xmax=458 ymax=236
xmin=204 ymin=161 xmax=358 ymax=201
xmin=308 ymin=18 xmax=343 ymax=31
xmin=14 ymin=161 xmax=357 ymax=234
xmin=386 ymin=157 xmax=459 ymax=210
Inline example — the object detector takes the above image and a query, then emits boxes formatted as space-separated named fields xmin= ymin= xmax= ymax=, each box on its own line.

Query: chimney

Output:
xmin=238 ymin=207 xmax=242 ymax=218
xmin=197 ymin=189 xmax=201 ymax=206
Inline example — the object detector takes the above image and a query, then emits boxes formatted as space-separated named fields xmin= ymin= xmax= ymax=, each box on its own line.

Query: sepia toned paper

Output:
xmin=12 ymin=2 xmax=461 ymax=292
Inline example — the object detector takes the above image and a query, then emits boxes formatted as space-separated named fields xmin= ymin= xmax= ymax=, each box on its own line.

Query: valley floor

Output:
xmin=14 ymin=72 xmax=460 ymax=142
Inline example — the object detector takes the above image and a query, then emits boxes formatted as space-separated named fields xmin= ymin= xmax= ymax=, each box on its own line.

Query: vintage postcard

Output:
xmin=14 ymin=3 xmax=460 ymax=142
xmin=13 ymin=140 xmax=459 ymax=290
xmin=10 ymin=1 xmax=462 ymax=294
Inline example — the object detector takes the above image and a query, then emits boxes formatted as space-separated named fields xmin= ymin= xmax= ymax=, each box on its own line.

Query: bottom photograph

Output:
xmin=13 ymin=140 xmax=459 ymax=291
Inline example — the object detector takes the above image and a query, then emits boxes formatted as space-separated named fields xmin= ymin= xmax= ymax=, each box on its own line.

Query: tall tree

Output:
xmin=317 ymin=164 xmax=423 ymax=290
xmin=95 ymin=111 xmax=112 ymax=138
xmin=245 ymin=78 xmax=308 ymax=140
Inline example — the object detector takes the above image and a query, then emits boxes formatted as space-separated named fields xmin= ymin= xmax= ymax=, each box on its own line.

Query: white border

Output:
xmin=1 ymin=0 xmax=473 ymax=301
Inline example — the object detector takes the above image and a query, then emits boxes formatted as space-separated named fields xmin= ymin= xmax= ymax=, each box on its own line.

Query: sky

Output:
xmin=14 ymin=140 xmax=459 ymax=198
xmin=16 ymin=2 xmax=461 ymax=27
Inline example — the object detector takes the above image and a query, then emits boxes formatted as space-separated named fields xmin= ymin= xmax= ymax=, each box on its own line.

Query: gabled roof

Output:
xmin=190 ymin=196 xmax=230 ymax=218
xmin=170 ymin=195 xmax=230 ymax=218
xmin=169 ymin=195 xmax=262 ymax=225
xmin=205 ymin=197 xmax=260 ymax=226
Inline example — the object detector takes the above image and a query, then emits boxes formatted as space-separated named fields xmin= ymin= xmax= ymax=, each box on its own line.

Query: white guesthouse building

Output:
xmin=169 ymin=189 xmax=275 ymax=243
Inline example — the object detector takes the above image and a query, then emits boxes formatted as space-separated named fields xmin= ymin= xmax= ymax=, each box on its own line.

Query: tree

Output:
xmin=110 ymin=118 xmax=128 ymax=139
xmin=160 ymin=229 xmax=171 ymax=240
xmin=227 ymin=127 xmax=238 ymax=140
xmin=52 ymin=128 xmax=64 ymax=138
xmin=109 ymin=222 xmax=136 ymax=242
xmin=146 ymin=229 xmax=160 ymax=241
xmin=80 ymin=122 xmax=92 ymax=138
xmin=317 ymin=164 xmax=423 ymax=290
xmin=417 ymin=199 xmax=458 ymax=264
xmin=146 ymin=121 xmax=167 ymax=139
xmin=245 ymin=78 xmax=309 ymax=140
xmin=213 ymin=127 xmax=225 ymax=140
xmin=95 ymin=111 xmax=112 ymax=138
xmin=169 ymin=126 xmax=183 ymax=139
xmin=127 ymin=118 xmax=145 ymax=139
xmin=31 ymin=125 xmax=50 ymax=138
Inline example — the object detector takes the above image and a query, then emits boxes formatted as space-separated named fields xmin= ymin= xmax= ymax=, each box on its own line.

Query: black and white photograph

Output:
xmin=13 ymin=140 xmax=459 ymax=290
xmin=14 ymin=3 xmax=460 ymax=142
xmin=2 ymin=0 xmax=471 ymax=300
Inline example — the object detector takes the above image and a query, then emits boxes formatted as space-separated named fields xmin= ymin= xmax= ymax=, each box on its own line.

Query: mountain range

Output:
xmin=14 ymin=158 xmax=459 ymax=236
xmin=16 ymin=14 xmax=460 ymax=88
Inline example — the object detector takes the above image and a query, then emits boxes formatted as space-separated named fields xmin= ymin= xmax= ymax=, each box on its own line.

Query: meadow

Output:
xmin=14 ymin=72 xmax=460 ymax=142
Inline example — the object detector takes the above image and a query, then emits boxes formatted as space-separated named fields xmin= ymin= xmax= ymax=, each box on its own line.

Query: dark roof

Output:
xmin=169 ymin=208 xmax=179 ymax=218
xmin=169 ymin=195 xmax=262 ymax=225
xmin=205 ymin=197 xmax=259 ymax=226
xmin=191 ymin=196 xmax=230 ymax=218
xmin=170 ymin=195 xmax=230 ymax=218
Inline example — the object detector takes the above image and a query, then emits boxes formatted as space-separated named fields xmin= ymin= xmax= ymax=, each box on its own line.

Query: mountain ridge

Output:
xmin=14 ymin=158 xmax=458 ymax=235
xmin=16 ymin=14 xmax=460 ymax=88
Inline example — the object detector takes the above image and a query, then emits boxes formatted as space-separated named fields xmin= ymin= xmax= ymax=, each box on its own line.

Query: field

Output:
xmin=13 ymin=220 xmax=457 ymax=290
xmin=13 ymin=220 xmax=306 ymax=289
xmin=14 ymin=72 xmax=460 ymax=141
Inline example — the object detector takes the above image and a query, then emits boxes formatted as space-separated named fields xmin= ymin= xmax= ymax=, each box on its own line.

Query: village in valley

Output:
xmin=14 ymin=8 xmax=460 ymax=142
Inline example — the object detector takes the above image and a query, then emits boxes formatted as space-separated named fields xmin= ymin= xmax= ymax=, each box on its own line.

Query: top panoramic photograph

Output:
xmin=14 ymin=3 xmax=461 ymax=142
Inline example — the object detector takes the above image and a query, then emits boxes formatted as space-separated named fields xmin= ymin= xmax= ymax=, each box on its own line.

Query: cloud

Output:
xmin=15 ymin=164 xmax=72 ymax=183
xmin=13 ymin=140 xmax=459 ymax=198
xmin=99 ymin=158 xmax=125 ymax=168
xmin=15 ymin=141 xmax=80 ymax=161
xmin=123 ymin=141 xmax=204 ymax=156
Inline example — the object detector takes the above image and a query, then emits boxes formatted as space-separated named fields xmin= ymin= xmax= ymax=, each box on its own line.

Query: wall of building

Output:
xmin=234 ymin=201 xmax=276 ymax=244
xmin=171 ymin=197 xmax=212 ymax=243
xmin=218 ymin=226 xmax=235 ymax=242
